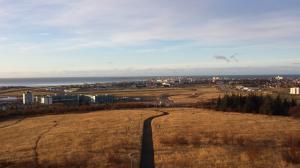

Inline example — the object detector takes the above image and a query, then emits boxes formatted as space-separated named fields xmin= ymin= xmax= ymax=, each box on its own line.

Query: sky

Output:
xmin=0 ymin=0 xmax=300 ymax=77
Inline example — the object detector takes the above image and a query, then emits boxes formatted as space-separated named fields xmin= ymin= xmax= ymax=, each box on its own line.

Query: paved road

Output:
xmin=140 ymin=111 xmax=169 ymax=168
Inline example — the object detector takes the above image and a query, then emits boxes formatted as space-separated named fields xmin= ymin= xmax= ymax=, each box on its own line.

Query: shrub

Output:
xmin=222 ymin=134 xmax=234 ymax=145
xmin=236 ymin=136 xmax=246 ymax=146
xmin=244 ymin=145 xmax=263 ymax=162
xmin=282 ymin=147 xmax=300 ymax=164
xmin=289 ymin=106 xmax=300 ymax=118
xmin=107 ymin=152 xmax=123 ymax=165
xmin=175 ymin=136 xmax=189 ymax=145
xmin=160 ymin=135 xmax=189 ymax=146
xmin=282 ymin=135 xmax=300 ymax=164
xmin=190 ymin=135 xmax=202 ymax=147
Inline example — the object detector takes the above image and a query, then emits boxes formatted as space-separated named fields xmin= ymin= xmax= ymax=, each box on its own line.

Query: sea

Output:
xmin=0 ymin=77 xmax=151 ymax=87
xmin=0 ymin=75 xmax=299 ymax=87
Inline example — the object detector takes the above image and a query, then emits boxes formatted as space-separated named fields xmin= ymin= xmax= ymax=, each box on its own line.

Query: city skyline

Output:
xmin=0 ymin=0 xmax=300 ymax=77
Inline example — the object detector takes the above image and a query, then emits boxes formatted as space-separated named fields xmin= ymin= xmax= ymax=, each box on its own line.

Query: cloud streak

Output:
xmin=214 ymin=54 xmax=239 ymax=63
xmin=214 ymin=56 xmax=231 ymax=62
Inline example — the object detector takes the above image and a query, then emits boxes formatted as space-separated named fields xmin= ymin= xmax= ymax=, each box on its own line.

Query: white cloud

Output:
xmin=0 ymin=37 xmax=7 ymax=42
xmin=0 ymin=0 xmax=300 ymax=77
xmin=1 ymin=1 xmax=300 ymax=49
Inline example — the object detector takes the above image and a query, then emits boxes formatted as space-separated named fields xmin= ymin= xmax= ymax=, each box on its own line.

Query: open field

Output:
xmin=79 ymin=86 xmax=208 ymax=97
xmin=0 ymin=88 xmax=53 ymax=97
xmin=0 ymin=109 xmax=158 ymax=168
xmin=152 ymin=108 xmax=300 ymax=168
xmin=1 ymin=86 xmax=299 ymax=168
xmin=168 ymin=86 xmax=222 ymax=103
xmin=0 ymin=86 xmax=213 ymax=98
xmin=77 ymin=85 xmax=222 ymax=105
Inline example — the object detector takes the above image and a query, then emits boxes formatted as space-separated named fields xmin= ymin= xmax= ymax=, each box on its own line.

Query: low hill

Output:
xmin=0 ymin=109 xmax=157 ymax=168
xmin=153 ymin=108 xmax=300 ymax=167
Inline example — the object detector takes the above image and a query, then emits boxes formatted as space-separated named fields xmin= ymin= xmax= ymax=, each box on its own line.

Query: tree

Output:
xmin=272 ymin=96 xmax=285 ymax=115
xmin=282 ymin=99 xmax=290 ymax=116
xmin=290 ymin=99 xmax=297 ymax=107
xmin=214 ymin=94 xmax=294 ymax=116
xmin=259 ymin=96 xmax=272 ymax=115
xmin=216 ymin=96 xmax=222 ymax=110
xmin=243 ymin=96 xmax=255 ymax=113
xmin=220 ymin=95 xmax=230 ymax=111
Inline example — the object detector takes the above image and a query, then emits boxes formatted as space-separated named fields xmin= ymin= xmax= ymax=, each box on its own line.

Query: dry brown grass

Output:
xmin=0 ymin=109 xmax=158 ymax=168
xmin=77 ymin=85 xmax=222 ymax=103
xmin=152 ymin=108 xmax=300 ymax=168
xmin=0 ymin=88 xmax=54 ymax=97
xmin=169 ymin=86 xmax=223 ymax=103
xmin=282 ymin=135 xmax=300 ymax=164
xmin=78 ymin=87 xmax=198 ymax=97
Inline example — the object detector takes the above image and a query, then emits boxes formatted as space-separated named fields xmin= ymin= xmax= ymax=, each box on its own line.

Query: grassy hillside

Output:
xmin=1 ymin=107 xmax=299 ymax=168
xmin=0 ymin=109 xmax=158 ymax=168
xmin=152 ymin=108 xmax=300 ymax=168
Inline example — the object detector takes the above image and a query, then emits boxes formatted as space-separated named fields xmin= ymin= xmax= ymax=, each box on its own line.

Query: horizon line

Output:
xmin=1 ymin=74 xmax=300 ymax=79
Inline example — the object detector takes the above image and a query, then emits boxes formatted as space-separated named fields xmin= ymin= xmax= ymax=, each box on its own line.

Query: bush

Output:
xmin=190 ymin=135 xmax=202 ymax=146
xmin=107 ymin=151 xmax=123 ymax=166
xmin=282 ymin=135 xmax=300 ymax=164
xmin=160 ymin=135 xmax=189 ymax=146
xmin=288 ymin=106 xmax=300 ymax=118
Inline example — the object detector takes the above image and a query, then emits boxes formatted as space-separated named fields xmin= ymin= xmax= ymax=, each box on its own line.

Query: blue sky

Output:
xmin=0 ymin=0 xmax=300 ymax=77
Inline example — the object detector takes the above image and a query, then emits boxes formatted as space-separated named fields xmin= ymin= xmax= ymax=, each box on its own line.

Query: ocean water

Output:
xmin=0 ymin=75 xmax=298 ymax=87
xmin=0 ymin=77 xmax=150 ymax=87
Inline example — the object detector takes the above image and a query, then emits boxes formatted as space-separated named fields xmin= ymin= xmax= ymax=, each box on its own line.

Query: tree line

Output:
xmin=0 ymin=102 xmax=157 ymax=119
xmin=214 ymin=94 xmax=298 ymax=116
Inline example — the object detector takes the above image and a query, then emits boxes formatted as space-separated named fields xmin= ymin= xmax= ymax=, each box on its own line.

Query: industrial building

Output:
xmin=290 ymin=87 xmax=300 ymax=95
xmin=85 ymin=94 xmax=116 ymax=104
xmin=41 ymin=96 xmax=53 ymax=105
xmin=52 ymin=95 xmax=79 ymax=104
xmin=23 ymin=91 xmax=34 ymax=105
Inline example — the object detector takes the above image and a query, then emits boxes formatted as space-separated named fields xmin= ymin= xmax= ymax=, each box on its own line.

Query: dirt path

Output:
xmin=140 ymin=110 xmax=169 ymax=168
xmin=0 ymin=117 xmax=25 ymax=129
xmin=33 ymin=120 xmax=59 ymax=168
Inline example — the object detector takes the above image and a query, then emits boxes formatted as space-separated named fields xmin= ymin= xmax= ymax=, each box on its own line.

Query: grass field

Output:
xmin=0 ymin=88 xmax=53 ymax=97
xmin=80 ymin=87 xmax=202 ymax=97
xmin=168 ymin=86 xmax=222 ymax=103
xmin=0 ymin=109 xmax=158 ymax=168
xmin=152 ymin=108 xmax=300 ymax=168
xmin=1 ymin=108 xmax=299 ymax=168
xmin=76 ymin=85 xmax=222 ymax=105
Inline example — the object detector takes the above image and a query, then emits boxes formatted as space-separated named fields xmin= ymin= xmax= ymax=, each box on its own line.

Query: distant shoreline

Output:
xmin=0 ymin=75 xmax=299 ymax=87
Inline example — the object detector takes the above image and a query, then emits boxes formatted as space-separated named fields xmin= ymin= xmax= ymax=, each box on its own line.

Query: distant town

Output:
xmin=0 ymin=75 xmax=299 ymax=113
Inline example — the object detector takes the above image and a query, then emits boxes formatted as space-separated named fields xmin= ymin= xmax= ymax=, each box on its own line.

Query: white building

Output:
xmin=34 ymin=96 xmax=40 ymax=103
xmin=162 ymin=83 xmax=171 ymax=87
xmin=290 ymin=87 xmax=300 ymax=95
xmin=41 ymin=96 xmax=53 ymax=105
xmin=275 ymin=75 xmax=284 ymax=80
xmin=85 ymin=95 xmax=97 ymax=103
xmin=23 ymin=91 xmax=34 ymax=105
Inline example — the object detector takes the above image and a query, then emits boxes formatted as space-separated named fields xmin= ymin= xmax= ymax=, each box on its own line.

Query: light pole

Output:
xmin=128 ymin=153 xmax=136 ymax=168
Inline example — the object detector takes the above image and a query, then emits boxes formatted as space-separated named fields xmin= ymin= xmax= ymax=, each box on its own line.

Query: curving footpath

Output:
xmin=0 ymin=117 xmax=25 ymax=129
xmin=140 ymin=110 xmax=169 ymax=168
xmin=33 ymin=120 xmax=59 ymax=168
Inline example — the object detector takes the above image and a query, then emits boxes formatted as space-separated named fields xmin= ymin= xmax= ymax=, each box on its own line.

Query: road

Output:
xmin=140 ymin=110 xmax=169 ymax=168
